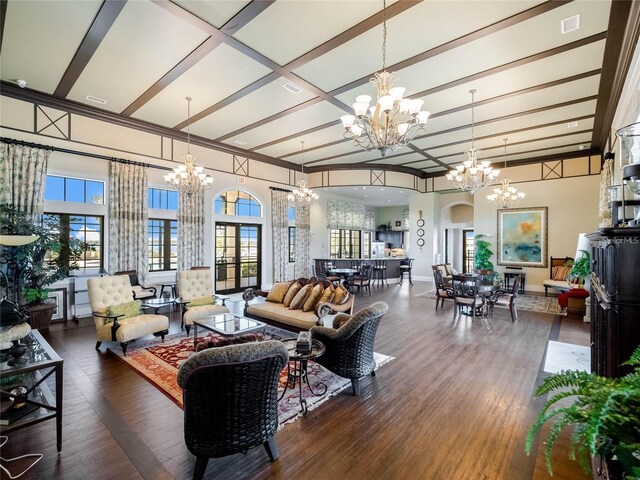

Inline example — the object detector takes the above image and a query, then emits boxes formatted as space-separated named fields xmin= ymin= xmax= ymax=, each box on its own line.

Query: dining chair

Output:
xmin=399 ymin=258 xmax=414 ymax=285
xmin=433 ymin=268 xmax=454 ymax=310
xmin=372 ymin=259 xmax=388 ymax=286
xmin=488 ymin=275 xmax=521 ymax=322
xmin=451 ymin=274 xmax=484 ymax=319
xmin=351 ymin=263 xmax=372 ymax=296
xmin=323 ymin=261 xmax=342 ymax=286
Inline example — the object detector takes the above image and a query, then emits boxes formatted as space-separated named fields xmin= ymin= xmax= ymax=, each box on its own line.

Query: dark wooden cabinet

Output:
xmin=588 ymin=227 xmax=640 ymax=378
xmin=375 ymin=230 xmax=404 ymax=248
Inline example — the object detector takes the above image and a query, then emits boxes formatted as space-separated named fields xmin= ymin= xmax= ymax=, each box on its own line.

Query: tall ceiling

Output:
xmin=1 ymin=0 xmax=638 ymax=178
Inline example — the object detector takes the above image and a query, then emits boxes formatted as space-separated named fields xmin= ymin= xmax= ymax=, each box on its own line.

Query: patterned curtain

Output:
xmin=271 ymin=190 xmax=289 ymax=282
xmin=108 ymin=162 xmax=150 ymax=283
xmin=327 ymin=200 xmax=375 ymax=230
xmin=0 ymin=142 xmax=50 ymax=216
xmin=294 ymin=203 xmax=311 ymax=278
xmin=178 ymin=189 xmax=205 ymax=271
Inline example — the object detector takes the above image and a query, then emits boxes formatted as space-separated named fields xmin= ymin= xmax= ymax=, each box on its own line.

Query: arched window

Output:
xmin=214 ymin=190 xmax=262 ymax=217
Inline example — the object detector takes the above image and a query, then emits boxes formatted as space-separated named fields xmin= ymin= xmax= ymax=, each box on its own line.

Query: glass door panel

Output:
xmin=215 ymin=222 xmax=261 ymax=293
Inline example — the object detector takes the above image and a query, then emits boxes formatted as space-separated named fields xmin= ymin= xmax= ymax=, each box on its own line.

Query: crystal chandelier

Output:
xmin=487 ymin=139 xmax=525 ymax=208
xmin=446 ymin=89 xmax=500 ymax=194
xmin=164 ymin=97 xmax=213 ymax=197
xmin=339 ymin=0 xmax=430 ymax=157
xmin=288 ymin=141 xmax=318 ymax=203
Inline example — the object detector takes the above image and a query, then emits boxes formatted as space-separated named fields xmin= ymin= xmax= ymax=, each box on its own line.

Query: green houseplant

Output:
xmin=525 ymin=345 xmax=640 ymax=479
xmin=474 ymin=234 xmax=494 ymax=271
xmin=0 ymin=205 xmax=88 ymax=328
xmin=568 ymin=250 xmax=591 ymax=287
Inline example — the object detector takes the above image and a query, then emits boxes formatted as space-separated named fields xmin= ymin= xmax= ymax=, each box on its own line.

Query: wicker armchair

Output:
xmin=177 ymin=340 xmax=289 ymax=480
xmin=310 ymin=301 xmax=388 ymax=395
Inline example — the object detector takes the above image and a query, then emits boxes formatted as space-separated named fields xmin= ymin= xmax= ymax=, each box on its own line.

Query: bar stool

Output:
xmin=372 ymin=259 xmax=388 ymax=286
xmin=399 ymin=258 xmax=414 ymax=286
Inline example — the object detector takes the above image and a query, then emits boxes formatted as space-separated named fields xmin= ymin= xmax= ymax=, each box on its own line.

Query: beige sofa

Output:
xmin=242 ymin=279 xmax=355 ymax=331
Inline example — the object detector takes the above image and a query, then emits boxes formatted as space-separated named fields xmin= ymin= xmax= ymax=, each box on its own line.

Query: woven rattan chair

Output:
xmin=177 ymin=340 xmax=289 ymax=480
xmin=310 ymin=301 xmax=388 ymax=395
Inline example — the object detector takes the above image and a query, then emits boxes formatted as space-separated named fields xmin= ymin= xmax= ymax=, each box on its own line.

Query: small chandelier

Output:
xmin=446 ymin=89 xmax=500 ymax=194
xmin=288 ymin=141 xmax=318 ymax=203
xmin=339 ymin=0 xmax=430 ymax=157
xmin=487 ymin=138 xmax=525 ymax=208
xmin=164 ymin=97 xmax=213 ymax=197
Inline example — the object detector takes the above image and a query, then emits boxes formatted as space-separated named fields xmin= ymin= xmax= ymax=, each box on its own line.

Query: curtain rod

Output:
xmin=270 ymin=186 xmax=292 ymax=193
xmin=1 ymin=136 xmax=171 ymax=171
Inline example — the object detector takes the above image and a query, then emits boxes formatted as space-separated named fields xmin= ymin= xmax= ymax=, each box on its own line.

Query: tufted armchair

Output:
xmin=177 ymin=269 xmax=229 ymax=334
xmin=310 ymin=301 xmax=388 ymax=395
xmin=177 ymin=340 xmax=288 ymax=480
xmin=88 ymin=275 xmax=169 ymax=355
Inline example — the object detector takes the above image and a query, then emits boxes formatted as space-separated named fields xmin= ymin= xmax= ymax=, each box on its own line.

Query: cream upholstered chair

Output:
xmin=88 ymin=275 xmax=169 ymax=355
xmin=177 ymin=269 xmax=229 ymax=334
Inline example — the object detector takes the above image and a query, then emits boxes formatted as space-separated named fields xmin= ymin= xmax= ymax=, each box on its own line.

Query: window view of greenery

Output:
xmin=148 ymin=219 xmax=177 ymax=271
xmin=329 ymin=229 xmax=361 ymax=259
xmin=289 ymin=226 xmax=296 ymax=263
xmin=45 ymin=175 xmax=104 ymax=204
xmin=43 ymin=213 xmax=103 ymax=269
xmin=215 ymin=190 xmax=261 ymax=217
xmin=148 ymin=188 xmax=178 ymax=210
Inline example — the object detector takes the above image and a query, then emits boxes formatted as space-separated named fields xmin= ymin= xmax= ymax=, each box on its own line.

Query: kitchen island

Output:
xmin=313 ymin=258 xmax=405 ymax=282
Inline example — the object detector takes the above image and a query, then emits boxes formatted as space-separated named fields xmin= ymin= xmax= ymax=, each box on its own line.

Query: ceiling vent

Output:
xmin=567 ymin=121 xmax=579 ymax=129
xmin=561 ymin=14 xmax=580 ymax=34
xmin=86 ymin=95 xmax=107 ymax=105
xmin=282 ymin=82 xmax=302 ymax=94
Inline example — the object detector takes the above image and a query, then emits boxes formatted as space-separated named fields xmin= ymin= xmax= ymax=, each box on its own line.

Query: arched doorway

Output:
xmin=440 ymin=202 xmax=474 ymax=273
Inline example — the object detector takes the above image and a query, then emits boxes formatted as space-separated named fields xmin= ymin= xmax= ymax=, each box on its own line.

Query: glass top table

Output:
xmin=192 ymin=313 xmax=266 ymax=350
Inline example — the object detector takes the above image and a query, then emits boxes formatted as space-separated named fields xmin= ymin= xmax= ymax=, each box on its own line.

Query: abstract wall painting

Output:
xmin=497 ymin=207 xmax=548 ymax=268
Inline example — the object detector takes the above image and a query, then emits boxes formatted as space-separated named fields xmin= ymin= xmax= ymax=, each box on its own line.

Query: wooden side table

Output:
xmin=503 ymin=271 xmax=526 ymax=293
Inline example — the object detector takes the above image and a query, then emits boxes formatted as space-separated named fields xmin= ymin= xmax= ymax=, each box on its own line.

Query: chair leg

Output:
xmin=121 ymin=342 xmax=129 ymax=356
xmin=185 ymin=325 xmax=191 ymax=335
xmin=435 ymin=295 xmax=439 ymax=310
xmin=371 ymin=370 xmax=376 ymax=377
xmin=263 ymin=436 xmax=280 ymax=461
xmin=95 ymin=341 xmax=102 ymax=350
xmin=351 ymin=378 xmax=361 ymax=396
xmin=544 ymin=286 xmax=548 ymax=297
xmin=409 ymin=271 xmax=413 ymax=286
xmin=193 ymin=456 xmax=209 ymax=480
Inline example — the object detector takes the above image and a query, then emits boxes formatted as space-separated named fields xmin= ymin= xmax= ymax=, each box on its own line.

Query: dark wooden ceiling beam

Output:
xmin=305 ymin=162 xmax=427 ymax=178
xmin=592 ymin=0 xmax=640 ymax=150
xmin=54 ymin=0 xmax=127 ymax=98
xmin=220 ymin=0 xmax=276 ymax=36
xmin=0 ymin=0 xmax=8 ymax=55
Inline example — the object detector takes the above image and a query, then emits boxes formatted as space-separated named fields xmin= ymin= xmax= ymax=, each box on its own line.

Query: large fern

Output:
xmin=525 ymin=345 xmax=640 ymax=477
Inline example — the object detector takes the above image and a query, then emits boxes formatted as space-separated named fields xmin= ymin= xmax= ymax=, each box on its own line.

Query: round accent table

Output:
xmin=279 ymin=338 xmax=327 ymax=414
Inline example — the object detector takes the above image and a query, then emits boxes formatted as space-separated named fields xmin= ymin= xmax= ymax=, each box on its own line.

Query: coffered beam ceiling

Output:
xmin=1 ymin=0 xmax=638 ymax=180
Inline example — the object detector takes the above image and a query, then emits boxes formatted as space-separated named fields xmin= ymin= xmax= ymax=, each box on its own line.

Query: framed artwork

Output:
xmin=48 ymin=287 xmax=67 ymax=321
xmin=497 ymin=207 xmax=548 ymax=268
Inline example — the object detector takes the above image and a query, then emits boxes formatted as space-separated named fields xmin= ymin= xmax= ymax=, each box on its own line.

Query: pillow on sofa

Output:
xmin=283 ymin=282 xmax=302 ymax=307
xmin=290 ymin=283 xmax=314 ymax=310
xmin=303 ymin=283 xmax=325 ymax=312
xmin=333 ymin=285 xmax=350 ymax=305
xmin=195 ymin=332 xmax=265 ymax=351
xmin=188 ymin=296 xmax=215 ymax=307
xmin=317 ymin=285 xmax=335 ymax=305
xmin=267 ymin=281 xmax=292 ymax=303
xmin=107 ymin=300 xmax=142 ymax=322
xmin=552 ymin=265 xmax=572 ymax=281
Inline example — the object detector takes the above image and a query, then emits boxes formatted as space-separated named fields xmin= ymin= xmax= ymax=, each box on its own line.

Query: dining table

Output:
xmin=327 ymin=267 xmax=360 ymax=292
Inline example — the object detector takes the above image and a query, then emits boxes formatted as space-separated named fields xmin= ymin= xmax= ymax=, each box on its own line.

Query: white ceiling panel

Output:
xmin=367 ymin=153 xmax=426 ymax=166
xmin=233 ymin=0 xmax=388 ymax=65
xmin=294 ymin=1 xmax=542 ymax=92
xmin=133 ymin=43 xmax=272 ymax=127
xmin=308 ymin=149 xmax=387 ymax=167
xmin=172 ymin=0 xmax=251 ymax=29
xmin=256 ymin=123 xmax=346 ymax=158
xmin=222 ymin=101 xmax=345 ymax=149
xmin=188 ymin=77 xmax=315 ymax=139
xmin=68 ymin=1 xmax=209 ymax=112
xmin=0 ymin=0 xmax=102 ymax=93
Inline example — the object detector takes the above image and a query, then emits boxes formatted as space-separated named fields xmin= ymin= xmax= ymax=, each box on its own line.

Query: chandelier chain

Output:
xmin=382 ymin=0 xmax=387 ymax=71
xmin=186 ymin=96 xmax=192 ymax=155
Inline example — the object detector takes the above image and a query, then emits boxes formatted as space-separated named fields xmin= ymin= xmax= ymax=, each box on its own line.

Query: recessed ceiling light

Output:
xmin=86 ymin=95 xmax=107 ymax=105
xmin=380 ymin=188 xmax=385 ymax=191
xmin=282 ymin=82 xmax=302 ymax=94
xmin=561 ymin=14 xmax=580 ymax=34
xmin=362 ymin=186 xmax=366 ymax=190
xmin=579 ymin=145 xmax=585 ymax=151
xmin=567 ymin=121 xmax=578 ymax=128
xmin=353 ymin=187 xmax=358 ymax=190
xmin=387 ymin=200 xmax=391 ymax=202
xmin=399 ymin=190 xmax=404 ymax=193
xmin=233 ymin=139 xmax=248 ymax=146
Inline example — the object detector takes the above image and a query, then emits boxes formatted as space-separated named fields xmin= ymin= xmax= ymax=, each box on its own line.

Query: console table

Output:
xmin=0 ymin=330 xmax=64 ymax=452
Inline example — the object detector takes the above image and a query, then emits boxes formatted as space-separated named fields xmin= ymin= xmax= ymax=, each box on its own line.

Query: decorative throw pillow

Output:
xmin=195 ymin=333 xmax=265 ymax=352
xmin=188 ymin=296 xmax=215 ymax=307
xmin=317 ymin=285 xmax=335 ymax=305
xmin=267 ymin=281 xmax=292 ymax=303
xmin=283 ymin=282 xmax=302 ymax=307
xmin=303 ymin=283 xmax=325 ymax=312
xmin=290 ymin=283 xmax=314 ymax=310
xmin=333 ymin=285 xmax=350 ymax=305
xmin=107 ymin=300 xmax=142 ymax=322
xmin=552 ymin=265 xmax=572 ymax=281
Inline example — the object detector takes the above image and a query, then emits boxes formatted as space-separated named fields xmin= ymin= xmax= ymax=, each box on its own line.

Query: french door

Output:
xmin=214 ymin=222 xmax=261 ymax=293
xmin=463 ymin=229 xmax=475 ymax=273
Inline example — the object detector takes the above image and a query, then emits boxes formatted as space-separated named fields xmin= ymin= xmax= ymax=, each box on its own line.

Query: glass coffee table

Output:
xmin=192 ymin=313 xmax=266 ymax=350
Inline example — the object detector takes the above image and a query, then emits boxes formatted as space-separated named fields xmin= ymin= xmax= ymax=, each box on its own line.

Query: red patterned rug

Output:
xmin=109 ymin=330 xmax=393 ymax=427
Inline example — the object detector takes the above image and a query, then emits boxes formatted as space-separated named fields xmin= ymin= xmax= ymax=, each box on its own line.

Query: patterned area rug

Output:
xmin=109 ymin=327 xmax=393 ymax=427
xmin=414 ymin=290 xmax=562 ymax=315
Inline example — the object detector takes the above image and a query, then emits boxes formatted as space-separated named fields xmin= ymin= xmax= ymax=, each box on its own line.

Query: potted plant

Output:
xmin=568 ymin=250 xmax=591 ymax=288
xmin=0 ymin=205 xmax=88 ymax=329
xmin=473 ymin=234 xmax=494 ymax=284
xmin=525 ymin=345 xmax=640 ymax=479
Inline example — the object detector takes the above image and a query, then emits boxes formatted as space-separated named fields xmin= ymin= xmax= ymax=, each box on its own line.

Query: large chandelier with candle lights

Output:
xmin=288 ymin=141 xmax=318 ymax=203
xmin=486 ymin=138 xmax=525 ymax=208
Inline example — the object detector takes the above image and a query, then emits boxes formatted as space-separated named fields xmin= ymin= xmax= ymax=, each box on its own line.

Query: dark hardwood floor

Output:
xmin=1 ymin=284 xmax=590 ymax=480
